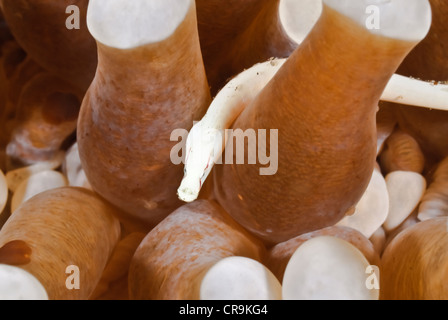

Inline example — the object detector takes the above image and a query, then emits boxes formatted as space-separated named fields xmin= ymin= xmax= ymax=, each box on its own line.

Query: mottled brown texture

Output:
xmin=128 ymin=200 xmax=265 ymax=300
xmin=266 ymin=226 xmax=379 ymax=282
xmin=43 ymin=92 xmax=80 ymax=125
xmin=0 ymin=187 xmax=121 ymax=300
xmin=196 ymin=0 xmax=296 ymax=94
xmin=1 ymin=0 xmax=97 ymax=91
xmin=90 ymin=232 xmax=146 ymax=300
xmin=78 ymin=2 xmax=211 ymax=229
xmin=0 ymin=240 xmax=32 ymax=266
xmin=0 ymin=43 xmax=40 ymax=148
xmin=418 ymin=157 xmax=448 ymax=221
xmin=390 ymin=0 xmax=448 ymax=163
xmin=0 ymin=13 xmax=14 ymax=49
xmin=5 ymin=56 xmax=44 ymax=108
xmin=376 ymin=103 xmax=397 ymax=154
xmin=381 ymin=218 xmax=448 ymax=300
xmin=395 ymin=106 xmax=448 ymax=164
xmin=213 ymin=5 xmax=419 ymax=244
xmin=7 ymin=72 xmax=83 ymax=164
xmin=384 ymin=209 xmax=420 ymax=248
xmin=379 ymin=128 xmax=425 ymax=174
xmin=0 ymin=54 xmax=44 ymax=144
xmin=1 ymin=40 xmax=26 ymax=79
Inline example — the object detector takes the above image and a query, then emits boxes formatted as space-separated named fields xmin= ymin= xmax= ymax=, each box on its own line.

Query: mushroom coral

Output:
xmin=196 ymin=0 xmax=322 ymax=94
xmin=128 ymin=200 xmax=264 ymax=300
xmin=77 ymin=0 xmax=211 ymax=228
xmin=211 ymin=0 xmax=432 ymax=244
xmin=0 ymin=187 xmax=121 ymax=300
xmin=1 ymin=0 xmax=448 ymax=301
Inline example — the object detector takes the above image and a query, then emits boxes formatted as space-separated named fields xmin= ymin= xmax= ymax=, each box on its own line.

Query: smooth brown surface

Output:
xmin=391 ymin=0 xmax=448 ymax=162
xmin=381 ymin=218 xmax=448 ymax=300
xmin=128 ymin=200 xmax=264 ymax=300
xmin=196 ymin=0 xmax=296 ymax=94
xmin=0 ymin=42 xmax=42 ymax=148
xmin=7 ymin=73 xmax=83 ymax=164
xmin=379 ymin=128 xmax=425 ymax=174
xmin=266 ymin=226 xmax=379 ymax=282
xmin=0 ymin=40 xmax=26 ymax=79
xmin=91 ymin=232 xmax=146 ymax=300
xmin=376 ymin=103 xmax=397 ymax=154
xmin=3 ymin=55 xmax=44 ymax=113
xmin=78 ymin=3 xmax=211 ymax=229
xmin=0 ymin=240 xmax=32 ymax=266
xmin=0 ymin=13 xmax=14 ymax=48
xmin=383 ymin=209 xmax=420 ymax=248
xmin=1 ymin=0 xmax=97 ymax=91
xmin=0 ymin=187 xmax=121 ymax=300
xmin=418 ymin=157 xmax=448 ymax=221
xmin=213 ymin=5 xmax=418 ymax=244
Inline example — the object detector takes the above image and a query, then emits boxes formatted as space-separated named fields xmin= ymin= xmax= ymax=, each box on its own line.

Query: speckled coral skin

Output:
xmin=381 ymin=217 xmax=448 ymax=300
xmin=213 ymin=5 xmax=419 ymax=245
xmin=128 ymin=200 xmax=264 ymax=300
xmin=77 ymin=2 xmax=211 ymax=230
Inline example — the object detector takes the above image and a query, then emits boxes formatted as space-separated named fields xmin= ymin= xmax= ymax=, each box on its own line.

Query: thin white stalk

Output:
xmin=382 ymin=75 xmax=448 ymax=111
xmin=177 ymin=59 xmax=286 ymax=202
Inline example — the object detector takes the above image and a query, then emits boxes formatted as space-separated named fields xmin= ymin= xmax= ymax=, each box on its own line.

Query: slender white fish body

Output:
xmin=178 ymin=59 xmax=286 ymax=202
xmin=383 ymin=75 xmax=448 ymax=111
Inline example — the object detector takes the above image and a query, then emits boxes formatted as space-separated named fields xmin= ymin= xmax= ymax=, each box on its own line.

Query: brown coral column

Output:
xmin=381 ymin=217 xmax=448 ymax=300
xmin=196 ymin=0 xmax=296 ymax=93
xmin=213 ymin=4 xmax=423 ymax=244
xmin=128 ymin=200 xmax=264 ymax=300
xmin=0 ymin=187 xmax=121 ymax=300
xmin=78 ymin=2 xmax=211 ymax=229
